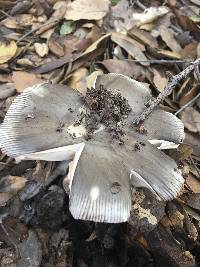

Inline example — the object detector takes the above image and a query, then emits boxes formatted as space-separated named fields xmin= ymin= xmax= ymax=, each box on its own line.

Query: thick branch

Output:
xmin=133 ymin=57 xmax=200 ymax=124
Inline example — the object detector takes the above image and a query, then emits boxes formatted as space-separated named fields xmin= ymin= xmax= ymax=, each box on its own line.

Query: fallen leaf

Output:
xmin=190 ymin=15 xmax=200 ymax=23
xmin=128 ymin=27 xmax=158 ymax=48
xmin=0 ymin=175 xmax=27 ymax=194
xmin=181 ymin=107 xmax=200 ymax=133
xmin=68 ymin=67 xmax=89 ymax=94
xmin=48 ymin=35 xmax=65 ymax=57
xmin=12 ymin=71 xmax=43 ymax=92
xmin=34 ymin=43 xmax=49 ymax=57
xmin=2 ymin=14 xmax=37 ymax=29
xmin=0 ymin=40 xmax=17 ymax=64
xmin=35 ymin=55 xmax=73 ymax=74
xmin=60 ymin=20 xmax=75 ymax=35
xmin=160 ymin=26 xmax=182 ymax=53
xmin=0 ymin=192 xmax=13 ymax=206
xmin=185 ymin=132 xmax=200 ymax=157
xmin=153 ymin=69 xmax=168 ymax=92
xmin=0 ymin=83 xmax=16 ymax=99
xmin=178 ymin=144 xmax=193 ymax=160
xmin=132 ymin=6 xmax=169 ymax=26
xmin=179 ymin=84 xmax=200 ymax=106
xmin=181 ymin=43 xmax=197 ymax=59
xmin=157 ymin=49 xmax=181 ymax=59
xmin=71 ymin=34 xmax=110 ymax=72
xmin=186 ymin=174 xmax=200 ymax=194
xmin=111 ymin=32 xmax=149 ymax=66
xmin=98 ymin=59 xmax=143 ymax=78
xmin=65 ymin=0 xmax=110 ymax=21
xmin=110 ymin=0 xmax=135 ymax=32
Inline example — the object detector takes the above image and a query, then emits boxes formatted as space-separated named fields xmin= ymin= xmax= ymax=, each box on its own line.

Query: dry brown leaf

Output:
xmin=186 ymin=175 xmax=200 ymax=194
xmin=0 ymin=84 xmax=16 ymax=99
xmin=111 ymin=32 xmax=149 ymax=66
xmin=0 ymin=192 xmax=13 ymax=206
xmin=68 ymin=67 xmax=89 ymax=94
xmin=34 ymin=55 xmax=72 ymax=74
xmin=160 ymin=26 xmax=181 ymax=53
xmin=65 ymin=0 xmax=110 ymax=21
xmin=157 ymin=49 xmax=181 ymax=59
xmin=197 ymin=43 xmax=200 ymax=58
xmin=0 ymin=74 xmax=12 ymax=83
xmin=0 ymin=175 xmax=27 ymax=194
xmin=181 ymin=43 xmax=198 ymax=59
xmin=128 ymin=27 xmax=158 ymax=48
xmin=2 ymin=14 xmax=37 ymax=29
xmin=98 ymin=59 xmax=143 ymax=78
xmin=12 ymin=71 xmax=43 ymax=92
xmin=178 ymin=144 xmax=193 ymax=160
xmin=153 ymin=69 xmax=168 ymax=92
xmin=179 ymin=84 xmax=200 ymax=106
xmin=132 ymin=6 xmax=169 ymax=26
xmin=181 ymin=107 xmax=200 ymax=133
xmin=34 ymin=43 xmax=49 ymax=57
xmin=110 ymin=0 xmax=135 ymax=32
xmin=185 ymin=132 xmax=200 ymax=157
xmin=48 ymin=36 xmax=65 ymax=57
xmin=70 ymin=34 xmax=110 ymax=73
xmin=0 ymin=40 xmax=17 ymax=64
xmin=16 ymin=58 xmax=35 ymax=67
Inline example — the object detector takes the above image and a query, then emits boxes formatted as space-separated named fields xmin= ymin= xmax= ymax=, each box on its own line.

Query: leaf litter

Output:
xmin=0 ymin=0 xmax=200 ymax=266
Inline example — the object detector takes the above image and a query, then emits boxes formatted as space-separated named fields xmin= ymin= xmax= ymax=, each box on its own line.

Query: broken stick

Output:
xmin=133 ymin=57 xmax=200 ymax=125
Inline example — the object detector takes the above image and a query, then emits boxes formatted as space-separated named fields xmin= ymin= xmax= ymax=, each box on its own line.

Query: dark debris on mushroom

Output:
xmin=0 ymin=73 xmax=185 ymax=223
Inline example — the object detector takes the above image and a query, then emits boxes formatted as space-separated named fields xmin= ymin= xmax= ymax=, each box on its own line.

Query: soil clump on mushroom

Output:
xmin=84 ymin=84 xmax=132 ymax=143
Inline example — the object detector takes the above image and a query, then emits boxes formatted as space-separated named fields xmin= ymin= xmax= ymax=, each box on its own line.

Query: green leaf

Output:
xmin=60 ymin=21 xmax=75 ymax=35
xmin=190 ymin=15 xmax=200 ymax=23
xmin=111 ymin=0 xmax=121 ymax=5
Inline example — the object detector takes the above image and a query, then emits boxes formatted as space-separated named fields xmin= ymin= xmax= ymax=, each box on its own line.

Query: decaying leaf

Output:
xmin=34 ymin=43 xmax=49 ymax=57
xmin=65 ymin=0 xmax=110 ymax=21
xmin=0 ymin=175 xmax=26 ymax=193
xmin=12 ymin=71 xmax=44 ymax=92
xmin=132 ymin=6 xmax=169 ymax=26
xmin=0 ymin=84 xmax=16 ymax=99
xmin=111 ymin=33 xmax=149 ymax=66
xmin=153 ymin=69 xmax=168 ymax=92
xmin=68 ymin=67 xmax=89 ymax=94
xmin=181 ymin=107 xmax=200 ymax=133
xmin=160 ymin=26 xmax=182 ymax=53
xmin=0 ymin=40 xmax=17 ymax=64
xmin=99 ymin=59 xmax=143 ymax=78
xmin=128 ymin=27 xmax=158 ymax=48
xmin=186 ymin=174 xmax=200 ymax=194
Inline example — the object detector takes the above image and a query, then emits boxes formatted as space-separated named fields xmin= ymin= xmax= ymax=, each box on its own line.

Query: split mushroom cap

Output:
xmin=0 ymin=73 xmax=185 ymax=223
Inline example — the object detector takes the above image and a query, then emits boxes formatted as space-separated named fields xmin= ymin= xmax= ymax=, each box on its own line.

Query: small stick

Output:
xmin=122 ymin=59 xmax=191 ymax=64
xmin=133 ymin=57 xmax=200 ymax=124
xmin=174 ymin=91 xmax=200 ymax=116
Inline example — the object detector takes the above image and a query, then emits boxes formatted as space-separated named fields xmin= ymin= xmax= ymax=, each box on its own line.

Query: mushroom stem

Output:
xmin=133 ymin=57 xmax=200 ymax=124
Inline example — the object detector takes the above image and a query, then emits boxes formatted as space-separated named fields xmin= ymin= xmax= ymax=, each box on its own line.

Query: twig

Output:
xmin=122 ymin=59 xmax=191 ymax=64
xmin=16 ymin=19 xmax=58 ymax=44
xmin=174 ymin=91 xmax=200 ymax=116
xmin=0 ymin=9 xmax=11 ymax=17
xmin=133 ymin=57 xmax=200 ymax=124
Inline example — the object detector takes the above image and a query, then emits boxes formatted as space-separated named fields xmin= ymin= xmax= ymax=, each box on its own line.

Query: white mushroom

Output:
xmin=0 ymin=74 xmax=185 ymax=223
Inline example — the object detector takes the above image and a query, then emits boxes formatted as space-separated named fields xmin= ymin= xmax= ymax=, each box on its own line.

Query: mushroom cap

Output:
xmin=0 ymin=74 xmax=185 ymax=223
